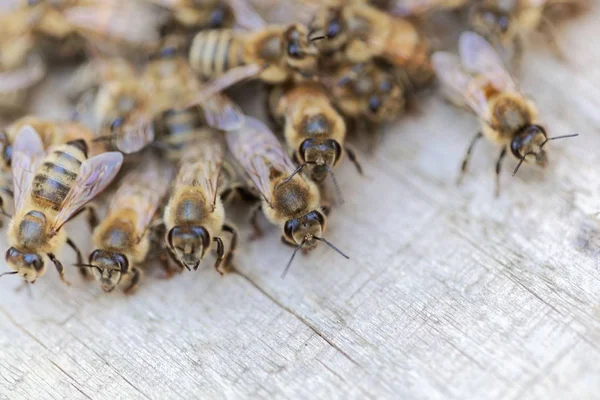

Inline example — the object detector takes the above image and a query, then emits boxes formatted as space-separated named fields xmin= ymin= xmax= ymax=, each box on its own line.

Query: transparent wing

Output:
xmin=388 ymin=0 xmax=467 ymax=17
xmin=459 ymin=31 xmax=518 ymax=93
xmin=432 ymin=51 xmax=492 ymax=121
xmin=115 ymin=111 xmax=156 ymax=154
xmin=50 ymin=152 xmax=123 ymax=234
xmin=11 ymin=125 xmax=45 ymax=214
xmin=521 ymin=0 xmax=547 ymax=7
xmin=110 ymin=159 xmax=173 ymax=236
xmin=225 ymin=0 xmax=268 ymax=30
xmin=225 ymin=116 xmax=295 ymax=204
xmin=0 ymin=55 xmax=46 ymax=92
xmin=197 ymin=64 xmax=264 ymax=97
xmin=198 ymin=93 xmax=245 ymax=132
xmin=178 ymin=134 xmax=224 ymax=207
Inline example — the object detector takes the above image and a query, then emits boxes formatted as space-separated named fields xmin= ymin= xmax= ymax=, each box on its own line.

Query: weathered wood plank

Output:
xmin=1 ymin=4 xmax=600 ymax=399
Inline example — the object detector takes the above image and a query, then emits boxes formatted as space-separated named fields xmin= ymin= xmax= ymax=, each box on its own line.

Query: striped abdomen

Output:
xmin=154 ymin=108 xmax=205 ymax=160
xmin=189 ymin=29 xmax=245 ymax=80
xmin=31 ymin=140 xmax=88 ymax=211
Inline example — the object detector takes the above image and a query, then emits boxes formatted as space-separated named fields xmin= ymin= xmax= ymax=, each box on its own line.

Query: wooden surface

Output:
xmin=3 ymin=7 xmax=600 ymax=400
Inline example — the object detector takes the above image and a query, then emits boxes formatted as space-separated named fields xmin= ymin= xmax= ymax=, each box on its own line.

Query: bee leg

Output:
xmin=540 ymin=16 xmax=567 ymax=63
xmin=47 ymin=253 xmax=71 ymax=286
xmin=345 ymin=146 xmax=364 ymax=175
xmin=221 ymin=223 xmax=238 ymax=272
xmin=212 ymin=237 xmax=226 ymax=275
xmin=494 ymin=147 xmax=507 ymax=198
xmin=66 ymin=237 xmax=90 ymax=280
xmin=85 ymin=205 xmax=99 ymax=230
xmin=512 ymin=35 xmax=524 ymax=75
xmin=457 ymin=132 xmax=484 ymax=185
xmin=123 ymin=267 xmax=142 ymax=295
xmin=249 ymin=204 xmax=264 ymax=240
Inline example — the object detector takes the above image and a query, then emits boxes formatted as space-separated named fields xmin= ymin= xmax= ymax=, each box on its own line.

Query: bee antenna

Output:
xmin=0 ymin=271 xmax=18 ymax=278
xmin=310 ymin=35 xmax=328 ymax=42
xmin=540 ymin=133 xmax=579 ymax=148
xmin=314 ymin=236 xmax=350 ymax=260
xmin=281 ymin=239 xmax=306 ymax=279
xmin=324 ymin=164 xmax=344 ymax=205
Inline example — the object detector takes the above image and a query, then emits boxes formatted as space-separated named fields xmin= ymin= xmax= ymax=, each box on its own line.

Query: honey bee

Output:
xmin=0 ymin=116 xmax=101 ymax=170
xmin=330 ymin=62 xmax=406 ymax=124
xmin=269 ymin=81 xmax=362 ymax=196
xmin=189 ymin=0 xmax=319 ymax=83
xmin=163 ymin=131 xmax=238 ymax=272
xmin=432 ymin=32 xmax=578 ymax=195
xmin=2 ymin=125 xmax=123 ymax=284
xmin=94 ymin=46 xmax=253 ymax=155
xmin=226 ymin=116 xmax=349 ymax=277
xmin=85 ymin=159 xmax=173 ymax=294
xmin=468 ymin=0 xmax=587 ymax=61
xmin=308 ymin=2 xmax=433 ymax=87
xmin=149 ymin=0 xmax=233 ymax=31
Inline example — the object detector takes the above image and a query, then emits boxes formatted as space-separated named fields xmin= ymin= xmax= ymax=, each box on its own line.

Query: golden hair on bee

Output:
xmin=269 ymin=81 xmax=363 ymax=203
xmin=3 ymin=125 xmax=123 ymax=284
xmin=432 ymin=32 xmax=578 ymax=195
xmin=163 ymin=132 xmax=237 ymax=273
xmin=226 ymin=116 xmax=349 ymax=277
xmin=86 ymin=157 xmax=173 ymax=294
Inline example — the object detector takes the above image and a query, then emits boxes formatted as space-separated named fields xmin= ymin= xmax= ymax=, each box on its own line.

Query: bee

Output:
xmin=432 ymin=32 xmax=578 ymax=195
xmin=269 ymin=81 xmax=362 ymax=196
xmin=94 ymin=48 xmax=253 ymax=155
xmin=189 ymin=0 xmax=319 ymax=84
xmin=149 ymin=0 xmax=233 ymax=31
xmin=2 ymin=125 xmax=123 ymax=284
xmin=308 ymin=2 xmax=433 ymax=87
xmin=226 ymin=116 xmax=349 ymax=277
xmin=468 ymin=0 xmax=587 ymax=61
xmin=330 ymin=62 xmax=406 ymax=124
xmin=85 ymin=159 xmax=173 ymax=294
xmin=0 ymin=116 xmax=101 ymax=170
xmin=163 ymin=131 xmax=238 ymax=272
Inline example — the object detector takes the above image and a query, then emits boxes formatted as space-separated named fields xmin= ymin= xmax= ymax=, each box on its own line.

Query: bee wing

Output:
xmin=179 ymin=137 xmax=225 ymax=207
xmin=241 ymin=0 xmax=320 ymax=25
xmin=432 ymin=51 xmax=492 ymax=121
xmin=521 ymin=0 xmax=547 ymax=7
xmin=388 ymin=0 xmax=465 ymax=17
xmin=225 ymin=116 xmax=295 ymax=204
xmin=197 ymin=64 xmax=264 ymax=97
xmin=11 ymin=125 xmax=45 ymax=214
xmin=198 ymin=94 xmax=245 ymax=132
xmin=50 ymin=152 xmax=123 ymax=234
xmin=0 ymin=55 xmax=46 ymax=93
xmin=110 ymin=160 xmax=173 ymax=237
xmin=115 ymin=111 xmax=156 ymax=154
xmin=458 ymin=31 xmax=518 ymax=93
xmin=63 ymin=1 xmax=165 ymax=49
xmin=225 ymin=0 xmax=268 ymax=30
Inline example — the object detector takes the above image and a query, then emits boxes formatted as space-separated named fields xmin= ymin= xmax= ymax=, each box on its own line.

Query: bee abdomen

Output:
xmin=31 ymin=143 xmax=86 ymax=210
xmin=189 ymin=29 xmax=244 ymax=80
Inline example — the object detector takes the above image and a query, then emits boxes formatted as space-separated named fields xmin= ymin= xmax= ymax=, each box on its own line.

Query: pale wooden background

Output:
xmin=2 ymin=5 xmax=600 ymax=400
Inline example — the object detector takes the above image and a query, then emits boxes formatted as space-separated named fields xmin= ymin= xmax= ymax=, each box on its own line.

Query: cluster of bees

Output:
xmin=0 ymin=0 xmax=587 ymax=293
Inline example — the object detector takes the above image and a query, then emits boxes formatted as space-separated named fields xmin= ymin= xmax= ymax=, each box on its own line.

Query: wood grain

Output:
xmin=2 ymin=5 xmax=600 ymax=400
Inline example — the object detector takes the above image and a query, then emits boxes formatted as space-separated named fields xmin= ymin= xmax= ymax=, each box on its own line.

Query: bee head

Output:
xmin=309 ymin=7 xmax=347 ymax=51
xmin=283 ymin=25 xmax=319 ymax=74
xmin=470 ymin=5 xmax=515 ymax=45
xmin=284 ymin=210 xmax=326 ymax=248
xmin=5 ymin=247 xmax=45 ymax=283
xmin=89 ymin=249 xmax=128 ymax=292
xmin=511 ymin=124 xmax=549 ymax=168
xmin=166 ymin=226 xmax=210 ymax=271
xmin=297 ymin=138 xmax=342 ymax=183
xmin=365 ymin=74 xmax=404 ymax=122
xmin=0 ymin=131 xmax=12 ymax=168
